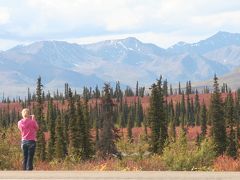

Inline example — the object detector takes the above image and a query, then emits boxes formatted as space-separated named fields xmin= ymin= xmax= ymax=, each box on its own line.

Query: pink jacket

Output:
xmin=18 ymin=118 xmax=39 ymax=141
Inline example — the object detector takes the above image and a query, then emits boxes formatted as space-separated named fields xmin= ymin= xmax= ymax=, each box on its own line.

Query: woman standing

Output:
xmin=18 ymin=108 xmax=39 ymax=170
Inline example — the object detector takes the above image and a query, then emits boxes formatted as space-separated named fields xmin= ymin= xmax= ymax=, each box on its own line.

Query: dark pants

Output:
xmin=21 ymin=140 xmax=36 ymax=170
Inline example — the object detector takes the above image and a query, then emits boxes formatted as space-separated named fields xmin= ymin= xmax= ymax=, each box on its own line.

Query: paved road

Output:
xmin=1 ymin=171 xmax=240 ymax=180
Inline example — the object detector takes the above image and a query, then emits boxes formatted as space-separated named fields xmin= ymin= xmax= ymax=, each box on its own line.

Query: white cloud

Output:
xmin=1 ymin=0 xmax=240 ymax=49
xmin=0 ymin=7 xmax=10 ymax=24
xmin=25 ymin=0 xmax=152 ymax=32
xmin=0 ymin=39 xmax=30 ymax=51
xmin=191 ymin=11 xmax=240 ymax=30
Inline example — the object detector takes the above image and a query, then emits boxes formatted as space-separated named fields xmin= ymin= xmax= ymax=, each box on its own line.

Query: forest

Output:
xmin=0 ymin=74 xmax=240 ymax=171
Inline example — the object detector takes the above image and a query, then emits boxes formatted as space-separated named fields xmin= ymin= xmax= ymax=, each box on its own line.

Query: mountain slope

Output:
xmin=192 ymin=67 xmax=240 ymax=91
xmin=0 ymin=31 xmax=240 ymax=97
xmin=168 ymin=31 xmax=240 ymax=54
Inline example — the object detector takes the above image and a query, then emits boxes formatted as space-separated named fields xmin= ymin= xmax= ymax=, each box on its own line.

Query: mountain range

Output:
xmin=0 ymin=31 xmax=240 ymax=97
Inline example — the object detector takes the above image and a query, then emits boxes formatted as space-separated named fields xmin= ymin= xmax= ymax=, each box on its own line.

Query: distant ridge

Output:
xmin=0 ymin=31 xmax=240 ymax=96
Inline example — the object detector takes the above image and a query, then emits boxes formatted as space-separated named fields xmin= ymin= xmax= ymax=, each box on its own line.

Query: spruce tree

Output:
xmin=47 ymin=98 xmax=56 ymax=160
xmin=62 ymin=111 xmax=69 ymax=153
xmin=68 ymin=88 xmax=78 ymax=157
xmin=121 ymin=98 xmax=128 ymax=128
xmin=170 ymin=84 xmax=173 ymax=96
xmin=169 ymin=99 xmax=176 ymax=141
xmin=210 ymin=74 xmax=227 ymax=155
xmin=227 ymin=127 xmax=237 ymax=158
xmin=175 ymin=102 xmax=180 ymax=126
xmin=149 ymin=76 xmax=168 ymax=154
xmin=114 ymin=81 xmax=122 ymax=102
xmin=97 ymin=83 xmax=119 ymax=157
xmin=178 ymin=82 xmax=181 ymax=95
xmin=194 ymin=90 xmax=200 ymax=126
xmin=225 ymin=91 xmax=234 ymax=128
xmin=180 ymin=93 xmax=186 ymax=130
xmin=225 ymin=92 xmax=238 ymax=158
xmin=157 ymin=76 xmax=168 ymax=153
xmin=135 ymin=97 xmax=143 ymax=127
xmin=139 ymin=87 xmax=145 ymax=97
xmin=81 ymin=98 xmax=94 ymax=159
xmin=54 ymin=111 xmax=65 ymax=160
xmin=94 ymin=98 xmax=100 ymax=142
xmin=200 ymin=101 xmax=207 ymax=138
xmin=136 ymin=81 xmax=139 ymax=96
xmin=190 ymin=98 xmax=195 ymax=126
xmin=149 ymin=83 xmax=160 ymax=153
xmin=35 ymin=77 xmax=46 ymax=161
xmin=163 ymin=79 xmax=168 ymax=97
xmin=94 ymin=85 xmax=101 ymax=99
xmin=189 ymin=81 xmax=192 ymax=94
xmin=64 ymin=83 xmax=69 ymax=99
xmin=127 ymin=104 xmax=134 ymax=141
xmin=186 ymin=94 xmax=191 ymax=125
xmin=235 ymin=90 xmax=240 ymax=140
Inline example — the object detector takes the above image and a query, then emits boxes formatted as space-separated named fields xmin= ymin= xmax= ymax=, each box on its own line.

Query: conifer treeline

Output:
xmin=0 ymin=75 xmax=240 ymax=160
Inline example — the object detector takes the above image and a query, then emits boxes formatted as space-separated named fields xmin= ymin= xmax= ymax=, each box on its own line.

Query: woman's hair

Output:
xmin=22 ymin=108 xmax=30 ymax=118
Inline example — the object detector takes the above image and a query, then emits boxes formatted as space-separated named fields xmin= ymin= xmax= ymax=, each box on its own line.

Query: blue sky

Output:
xmin=0 ymin=0 xmax=240 ymax=50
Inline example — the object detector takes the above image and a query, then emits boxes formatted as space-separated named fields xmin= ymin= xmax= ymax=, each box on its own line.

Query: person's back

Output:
xmin=18 ymin=108 xmax=39 ymax=170
xmin=18 ymin=118 xmax=38 ymax=141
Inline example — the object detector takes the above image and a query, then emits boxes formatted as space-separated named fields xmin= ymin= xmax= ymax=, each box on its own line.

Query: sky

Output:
xmin=0 ymin=0 xmax=240 ymax=50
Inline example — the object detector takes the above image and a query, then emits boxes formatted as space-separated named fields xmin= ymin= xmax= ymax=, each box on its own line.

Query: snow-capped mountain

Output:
xmin=168 ymin=31 xmax=240 ymax=54
xmin=0 ymin=31 xmax=240 ymax=97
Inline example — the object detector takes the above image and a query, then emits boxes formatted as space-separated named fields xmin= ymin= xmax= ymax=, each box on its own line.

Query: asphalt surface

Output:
xmin=0 ymin=171 xmax=240 ymax=180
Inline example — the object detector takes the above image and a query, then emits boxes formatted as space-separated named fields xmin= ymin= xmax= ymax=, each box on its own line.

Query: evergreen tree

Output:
xmin=210 ymin=74 xmax=227 ymax=155
xmin=227 ymin=127 xmax=238 ymax=158
xmin=68 ymin=88 xmax=79 ymax=156
xmin=139 ymin=87 xmax=145 ymax=97
xmin=163 ymin=79 xmax=168 ymax=97
xmin=125 ymin=86 xmax=134 ymax=97
xmin=157 ymin=76 xmax=168 ymax=153
xmin=94 ymin=85 xmax=101 ymax=99
xmin=27 ymin=88 xmax=31 ymax=106
xmin=178 ymin=82 xmax=182 ymax=95
xmin=169 ymin=84 xmax=173 ymax=96
xmin=194 ymin=90 xmax=200 ymax=126
xmin=149 ymin=76 xmax=168 ymax=154
xmin=168 ymin=99 xmax=176 ymax=141
xmin=97 ymin=83 xmax=119 ymax=157
xmin=62 ymin=111 xmax=69 ymax=153
xmin=93 ymin=88 xmax=101 ymax=143
xmin=47 ymin=98 xmax=56 ymax=160
xmin=225 ymin=91 xmax=234 ymax=128
xmin=64 ymin=83 xmax=69 ymax=99
xmin=186 ymin=94 xmax=191 ymax=125
xmin=225 ymin=91 xmax=238 ymax=158
xmin=186 ymin=81 xmax=189 ymax=95
xmin=83 ymin=98 xmax=94 ymax=158
xmin=114 ymin=81 xmax=122 ymax=102
xmin=127 ymin=104 xmax=134 ymax=141
xmin=54 ymin=111 xmax=65 ymax=160
xmin=189 ymin=81 xmax=192 ymax=94
xmin=190 ymin=98 xmax=195 ymax=126
xmin=76 ymin=97 xmax=93 ymax=159
xmin=121 ymin=98 xmax=128 ymax=128
xmin=175 ymin=102 xmax=180 ymax=126
xmin=149 ymin=83 xmax=160 ymax=153
xmin=35 ymin=77 xmax=46 ymax=161
xmin=235 ymin=90 xmax=240 ymax=140
xmin=180 ymin=93 xmax=186 ymax=130
xmin=200 ymin=101 xmax=207 ymax=138
xmin=135 ymin=97 xmax=143 ymax=127
xmin=135 ymin=81 xmax=139 ymax=96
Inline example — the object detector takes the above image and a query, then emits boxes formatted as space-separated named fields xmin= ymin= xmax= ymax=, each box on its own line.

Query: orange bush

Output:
xmin=213 ymin=155 xmax=240 ymax=171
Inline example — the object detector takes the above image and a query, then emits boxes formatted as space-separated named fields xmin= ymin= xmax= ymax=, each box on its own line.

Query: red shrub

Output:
xmin=213 ymin=155 xmax=240 ymax=171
